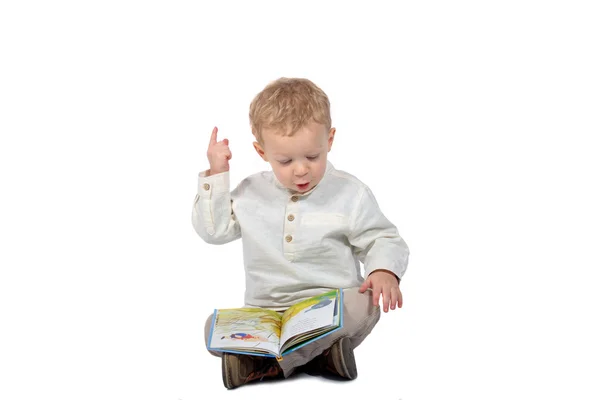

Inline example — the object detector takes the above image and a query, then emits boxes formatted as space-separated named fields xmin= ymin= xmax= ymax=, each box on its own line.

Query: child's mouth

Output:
xmin=296 ymin=182 xmax=310 ymax=191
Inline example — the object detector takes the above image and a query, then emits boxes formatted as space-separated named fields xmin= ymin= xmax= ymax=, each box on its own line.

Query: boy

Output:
xmin=192 ymin=78 xmax=409 ymax=389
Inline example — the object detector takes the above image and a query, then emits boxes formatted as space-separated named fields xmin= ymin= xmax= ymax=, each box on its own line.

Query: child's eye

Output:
xmin=278 ymin=160 xmax=291 ymax=165
xmin=307 ymin=155 xmax=319 ymax=160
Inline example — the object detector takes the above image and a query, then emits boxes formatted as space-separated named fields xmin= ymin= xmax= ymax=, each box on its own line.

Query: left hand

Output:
xmin=359 ymin=269 xmax=402 ymax=313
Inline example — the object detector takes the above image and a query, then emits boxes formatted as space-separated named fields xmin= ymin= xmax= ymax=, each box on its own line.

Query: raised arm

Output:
xmin=191 ymin=127 xmax=240 ymax=244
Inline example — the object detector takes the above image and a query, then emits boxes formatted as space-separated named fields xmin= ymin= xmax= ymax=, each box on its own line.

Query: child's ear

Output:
xmin=327 ymin=127 xmax=336 ymax=152
xmin=253 ymin=141 xmax=268 ymax=161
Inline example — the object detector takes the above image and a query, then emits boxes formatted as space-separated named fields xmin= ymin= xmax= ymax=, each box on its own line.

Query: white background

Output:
xmin=1 ymin=1 xmax=599 ymax=399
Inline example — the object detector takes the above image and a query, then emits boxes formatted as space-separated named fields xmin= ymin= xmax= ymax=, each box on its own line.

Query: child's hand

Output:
xmin=359 ymin=269 xmax=402 ymax=313
xmin=206 ymin=126 xmax=232 ymax=175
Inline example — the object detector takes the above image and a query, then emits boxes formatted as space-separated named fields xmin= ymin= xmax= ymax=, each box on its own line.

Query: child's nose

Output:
xmin=294 ymin=162 xmax=308 ymax=176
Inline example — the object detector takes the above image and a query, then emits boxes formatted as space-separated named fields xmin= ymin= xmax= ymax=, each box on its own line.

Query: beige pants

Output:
xmin=204 ymin=287 xmax=381 ymax=378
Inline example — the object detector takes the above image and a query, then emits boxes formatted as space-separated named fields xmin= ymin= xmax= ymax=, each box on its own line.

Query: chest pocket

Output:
xmin=297 ymin=213 xmax=349 ymax=260
xmin=302 ymin=213 xmax=347 ymax=226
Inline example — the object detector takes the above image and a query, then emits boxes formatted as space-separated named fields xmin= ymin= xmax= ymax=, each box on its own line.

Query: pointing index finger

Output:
xmin=209 ymin=126 xmax=218 ymax=145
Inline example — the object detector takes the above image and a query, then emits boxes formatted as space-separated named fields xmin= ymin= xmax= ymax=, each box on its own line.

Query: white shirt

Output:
xmin=192 ymin=161 xmax=409 ymax=310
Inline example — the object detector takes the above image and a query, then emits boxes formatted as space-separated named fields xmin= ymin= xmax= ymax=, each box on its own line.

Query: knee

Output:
xmin=343 ymin=288 xmax=380 ymax=316
xmin=342 ymin=288 xmax=381 ymax=337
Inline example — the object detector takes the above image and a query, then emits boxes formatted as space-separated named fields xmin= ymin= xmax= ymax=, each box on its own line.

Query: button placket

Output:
xmin=283 ymin=195 xmax=300 ymax=260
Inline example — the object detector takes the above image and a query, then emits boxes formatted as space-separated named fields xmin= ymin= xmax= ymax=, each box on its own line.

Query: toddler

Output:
xmin=192 ymin=77 xmax=409 ymax=389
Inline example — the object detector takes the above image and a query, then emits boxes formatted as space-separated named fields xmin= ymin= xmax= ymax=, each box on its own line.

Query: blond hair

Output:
xmin=249 ymin=77 xmax=331 ymax=143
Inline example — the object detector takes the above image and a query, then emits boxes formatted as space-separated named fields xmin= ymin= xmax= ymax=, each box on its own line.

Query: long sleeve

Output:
xmin=191 ymin=170 xmax=241 ymax=245
xmin=347 ymin=186 xmax=410 ymax=280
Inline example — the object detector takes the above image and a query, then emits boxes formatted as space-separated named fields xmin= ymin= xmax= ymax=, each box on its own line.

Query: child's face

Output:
xmin=253 ymin=122 xmax=335 ymax=193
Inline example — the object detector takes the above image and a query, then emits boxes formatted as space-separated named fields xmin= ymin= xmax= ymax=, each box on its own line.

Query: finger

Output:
xmin=398 ymin=289 xmax=403 ymax=308
xmin=223 ymin=138 xmax=229 ymax=146
xmin=209 ymin=127 xmax=218 ymax=145
xmin=225 ymin=149 xmax=232 ymax=161
xmin=390 ymin=287 xmax=398 ymax=310
xmin=359 ymin=278 xmax=371 ymax=293
xmin=382 ymin=288 xmax=390 ymax=313
xmin=372 ymin=285 xmax=382 ymax=307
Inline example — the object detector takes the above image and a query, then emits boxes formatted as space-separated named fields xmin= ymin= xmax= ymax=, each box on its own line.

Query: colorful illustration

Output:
xmin=208 ymin=289 xmax=342 ymax=358
xmin=212 ymin=308 xmax=281 ymax=348
xmin=221 ymin=332 xmax=270 ymax=342
xmin=282 ymin=289 xmax=338 ymax=325
xmin=304 ymin=297 xmax=332 ymax=312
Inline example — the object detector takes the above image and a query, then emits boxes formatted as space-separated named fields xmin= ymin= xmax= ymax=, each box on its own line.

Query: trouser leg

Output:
xmin=277 ymin=287 xmax=380 ymax=378
xmin=204 ymin=313 xmax=222 ymax=358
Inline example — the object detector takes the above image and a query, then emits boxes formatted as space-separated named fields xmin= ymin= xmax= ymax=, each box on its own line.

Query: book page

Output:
xmin=279 ymin=290 xmax=338 ymax=349
xmin=209 ymin=308 xmax=281 ymax=356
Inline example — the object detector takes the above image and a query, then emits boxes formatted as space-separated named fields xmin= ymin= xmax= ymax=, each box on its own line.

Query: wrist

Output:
xmin=207 ymin=166 xmax=228 ymax=176
xmin=369 ymin=269 xmax=400 ymax=283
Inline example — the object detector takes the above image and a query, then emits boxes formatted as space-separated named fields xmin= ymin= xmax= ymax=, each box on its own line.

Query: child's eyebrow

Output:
xmin=273 ymin=147 xmax=324 ymax=158
xmin=274 ymin=153 xmax=319 ymax=159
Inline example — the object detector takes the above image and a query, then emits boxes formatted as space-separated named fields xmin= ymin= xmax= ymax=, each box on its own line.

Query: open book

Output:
xmin=207 ymin=289 xmax=342 ymax=359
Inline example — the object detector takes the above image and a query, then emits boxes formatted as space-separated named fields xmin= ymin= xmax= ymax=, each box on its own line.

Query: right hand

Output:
xmin=206 ymin=126 xmax=232 ymax=175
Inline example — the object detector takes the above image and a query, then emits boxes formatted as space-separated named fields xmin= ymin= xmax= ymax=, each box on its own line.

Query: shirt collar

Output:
xmin=272 ymin=161 xmax=334 ymax=196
